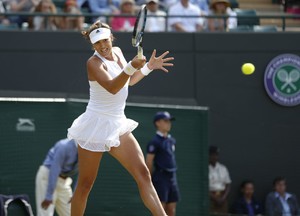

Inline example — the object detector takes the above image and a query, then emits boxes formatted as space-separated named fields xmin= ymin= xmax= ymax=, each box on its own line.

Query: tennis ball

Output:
xmin=241 ymin=63 xmax=255 ymax=75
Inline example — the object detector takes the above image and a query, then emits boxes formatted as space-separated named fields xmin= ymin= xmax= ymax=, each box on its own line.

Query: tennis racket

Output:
xmin=132 ymin=4 xmax=147 ymax=59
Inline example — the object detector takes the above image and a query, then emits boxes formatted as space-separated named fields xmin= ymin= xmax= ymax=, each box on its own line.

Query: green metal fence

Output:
xmin=0 ymin=98 xmax=209 ymax=216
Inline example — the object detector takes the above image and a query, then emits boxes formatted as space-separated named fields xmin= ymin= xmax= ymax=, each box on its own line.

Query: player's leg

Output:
xmin=109 ymin=133 xmax=167 ymax=216
xmin=165 ymin=202 xmax=177 ymax=216
xmin=35 ymin=166 xmax=55 ymax=216
xmin=55 ymin=177 xmax=72 ymax=216
xmin=71 ymin=146 xmax=103 ymax=216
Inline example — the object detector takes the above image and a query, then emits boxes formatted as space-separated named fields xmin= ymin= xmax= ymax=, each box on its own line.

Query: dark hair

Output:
xmin=273 ymin=176 xmax=286 ymax=187
xmin=240 ymin=180 xmax=254 ymax=189
xmin=81 ymin=20 xmax=111 ymax=43
xmin=209 ymin=146 xmax=220 ymax=155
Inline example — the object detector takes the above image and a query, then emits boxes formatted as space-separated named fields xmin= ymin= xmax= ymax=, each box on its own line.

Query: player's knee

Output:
xmin=135 ymin=165 xmax=152 ymax=185
xmin=77 ymin=178 xmax=95 ymax=195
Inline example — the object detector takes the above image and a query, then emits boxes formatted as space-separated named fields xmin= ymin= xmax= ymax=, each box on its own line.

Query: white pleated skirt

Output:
xmin=67 ymin=109 xmax=138 ymax=152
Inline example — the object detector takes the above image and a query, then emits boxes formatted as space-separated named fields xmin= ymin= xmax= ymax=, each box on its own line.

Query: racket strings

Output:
xmin=132 ymin=6 xmax=147 ymax=47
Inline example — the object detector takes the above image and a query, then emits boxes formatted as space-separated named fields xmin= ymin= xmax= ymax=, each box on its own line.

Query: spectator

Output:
xmin=78 ymin=0 xmax=120 ymax=23
xmin=209 ymin=145 xmax=231 ymax=214
xmin=145 ymin=0 xmax=167 ymax=32
xmin=60 ymin=0 xmax=84 ymax=30
xmin=168 ymin=0 xmax=205 ymax=32
xmin=232 ymin=180 xmax=264 ymax=216
xmin=146 ymin=111 xmax=180 ymax=216
xmin=110 ymin=0 xmax=136 ymax=32
xmin=31 ymin=0 xmax=59 ymax=30
xmin=6 ymin=0 xmax=40 ymax=27
xmin=35 ymin=138 xmax=78 ymax=216
xmin=207 ymin=0 xmax=237 ymax=32
xmin=265 ymin=176 xmax=299 ymax=216
xmin=0 ymin=0 xmax=10 ymax=25
xmin=160 ymin=0 xmax=177 ymax=10
xmin=190 ymin=0 xmax=209 ymax=14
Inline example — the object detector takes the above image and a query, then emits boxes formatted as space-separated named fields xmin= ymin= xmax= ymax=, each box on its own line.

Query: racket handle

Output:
xmin=138 ymin=46 xmax=143 ymax=59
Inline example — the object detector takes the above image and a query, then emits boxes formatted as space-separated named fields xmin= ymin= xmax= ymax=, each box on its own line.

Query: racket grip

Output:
xmin=138 ymin=46 xmax=143 ymax=59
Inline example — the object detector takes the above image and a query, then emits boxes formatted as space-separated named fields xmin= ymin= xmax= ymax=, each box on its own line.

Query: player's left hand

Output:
xmin=147 ymin=49 xmax=174 ymax=72
xmin=41 ymin=199 xmax=52 ymax=210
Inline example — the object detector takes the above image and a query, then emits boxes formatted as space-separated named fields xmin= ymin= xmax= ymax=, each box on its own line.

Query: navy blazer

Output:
xmin=232 ymin=197 xmax=264 ymax=215
xmin=265 ymin=192 xmax=299 ymax=216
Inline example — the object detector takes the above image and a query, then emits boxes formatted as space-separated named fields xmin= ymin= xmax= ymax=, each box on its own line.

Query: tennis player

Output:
xmin=67 ymin=20 xmax=174 ymax=216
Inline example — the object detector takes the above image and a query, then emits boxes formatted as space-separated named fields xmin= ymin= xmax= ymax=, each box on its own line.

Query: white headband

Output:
xmin=89 ymin=28 xmax=111 ymax=44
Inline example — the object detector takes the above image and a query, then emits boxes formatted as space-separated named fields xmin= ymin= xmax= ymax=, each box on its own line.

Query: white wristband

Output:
xmin=140 ymin=63 xmax=153 ymax=76
xmin=124 ymin=61 xmax=137 ymax=76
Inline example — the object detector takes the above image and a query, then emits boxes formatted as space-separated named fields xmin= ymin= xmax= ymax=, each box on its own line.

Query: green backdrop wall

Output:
xmin=0 ymin=100 xmax=208 ymax=216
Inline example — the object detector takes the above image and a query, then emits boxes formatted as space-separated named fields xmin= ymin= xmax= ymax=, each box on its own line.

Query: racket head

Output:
xmin=132 ymin=4 xmax=147 ymax=48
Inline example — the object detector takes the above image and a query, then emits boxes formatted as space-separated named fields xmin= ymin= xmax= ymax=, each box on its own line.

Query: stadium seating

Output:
xmin=228 ymin=24 xmax=278 ymax=32
xmin=0 ymin=23 xmax=19 ymax=30
xmin=229 ymin=0 xmax=240 ymax=8
xmin=234 ymin=9 xmax=260 ymax=26
xmin=253 ymin=25 xmax=278 ymax=32
xmin=228 ymin=25 xmax=253 ymax=32
xmin=53 ymin=0 xmax=65 ymax=9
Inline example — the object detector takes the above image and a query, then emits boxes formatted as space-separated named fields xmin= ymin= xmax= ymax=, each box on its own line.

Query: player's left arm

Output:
xmin=129 ymin=49 xmax=174 ymax=86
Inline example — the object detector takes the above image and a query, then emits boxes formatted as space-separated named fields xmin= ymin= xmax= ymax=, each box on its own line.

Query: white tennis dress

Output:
xmin=67 ymin=48 xmax=138 ymax=152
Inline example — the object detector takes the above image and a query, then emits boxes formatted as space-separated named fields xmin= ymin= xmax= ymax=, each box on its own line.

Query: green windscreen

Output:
xmin=0 ymin=99 xmax=208 ymax=216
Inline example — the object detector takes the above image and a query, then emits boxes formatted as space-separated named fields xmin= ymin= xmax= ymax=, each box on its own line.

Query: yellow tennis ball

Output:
xmin=242 ymin=63 xmax=255 ymax=75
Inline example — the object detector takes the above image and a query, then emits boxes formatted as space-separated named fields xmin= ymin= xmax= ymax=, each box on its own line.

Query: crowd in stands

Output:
xmin=0 ymin=0 xmax=299 ymax=31
xmin=209 ymin=146 xmax=299 ymax=216
xmin=0 ymin=0 xmax=239 ymax=31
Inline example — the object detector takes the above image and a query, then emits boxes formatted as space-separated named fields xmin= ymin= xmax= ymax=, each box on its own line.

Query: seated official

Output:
xmin=265 ymin=176 xmax=299 ymax=216
xmin=232 ymin=180 xmax=264 ymax=216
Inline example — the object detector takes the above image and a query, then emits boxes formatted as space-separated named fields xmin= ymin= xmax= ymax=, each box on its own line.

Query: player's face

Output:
xmin=156 ymin=119 xmax=171 ymax=133
xmin=93 ymin=37 xmax=113 ymax=58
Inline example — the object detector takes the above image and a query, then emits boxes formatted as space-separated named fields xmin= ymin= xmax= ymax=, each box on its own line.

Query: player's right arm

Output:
xmin=146 ymin=153 xmax=155 ymax=174
xmin=87 ymin=55 xmax=144 ymax=95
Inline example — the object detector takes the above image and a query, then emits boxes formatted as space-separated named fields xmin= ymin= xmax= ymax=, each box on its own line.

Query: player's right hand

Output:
xmin=131 ymin=56 xmax=146 ymax=70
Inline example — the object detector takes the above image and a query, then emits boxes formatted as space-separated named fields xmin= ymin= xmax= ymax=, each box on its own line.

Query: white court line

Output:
xmin=0 ymin=97 xmax=209 ymax=110
xmin=0 ymin=97 xmax=66 ymax=102
xmin=67 ymin=98 xmax=209 ymax=110
xmin=126 ymin=102 xmax=209 ymax=111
